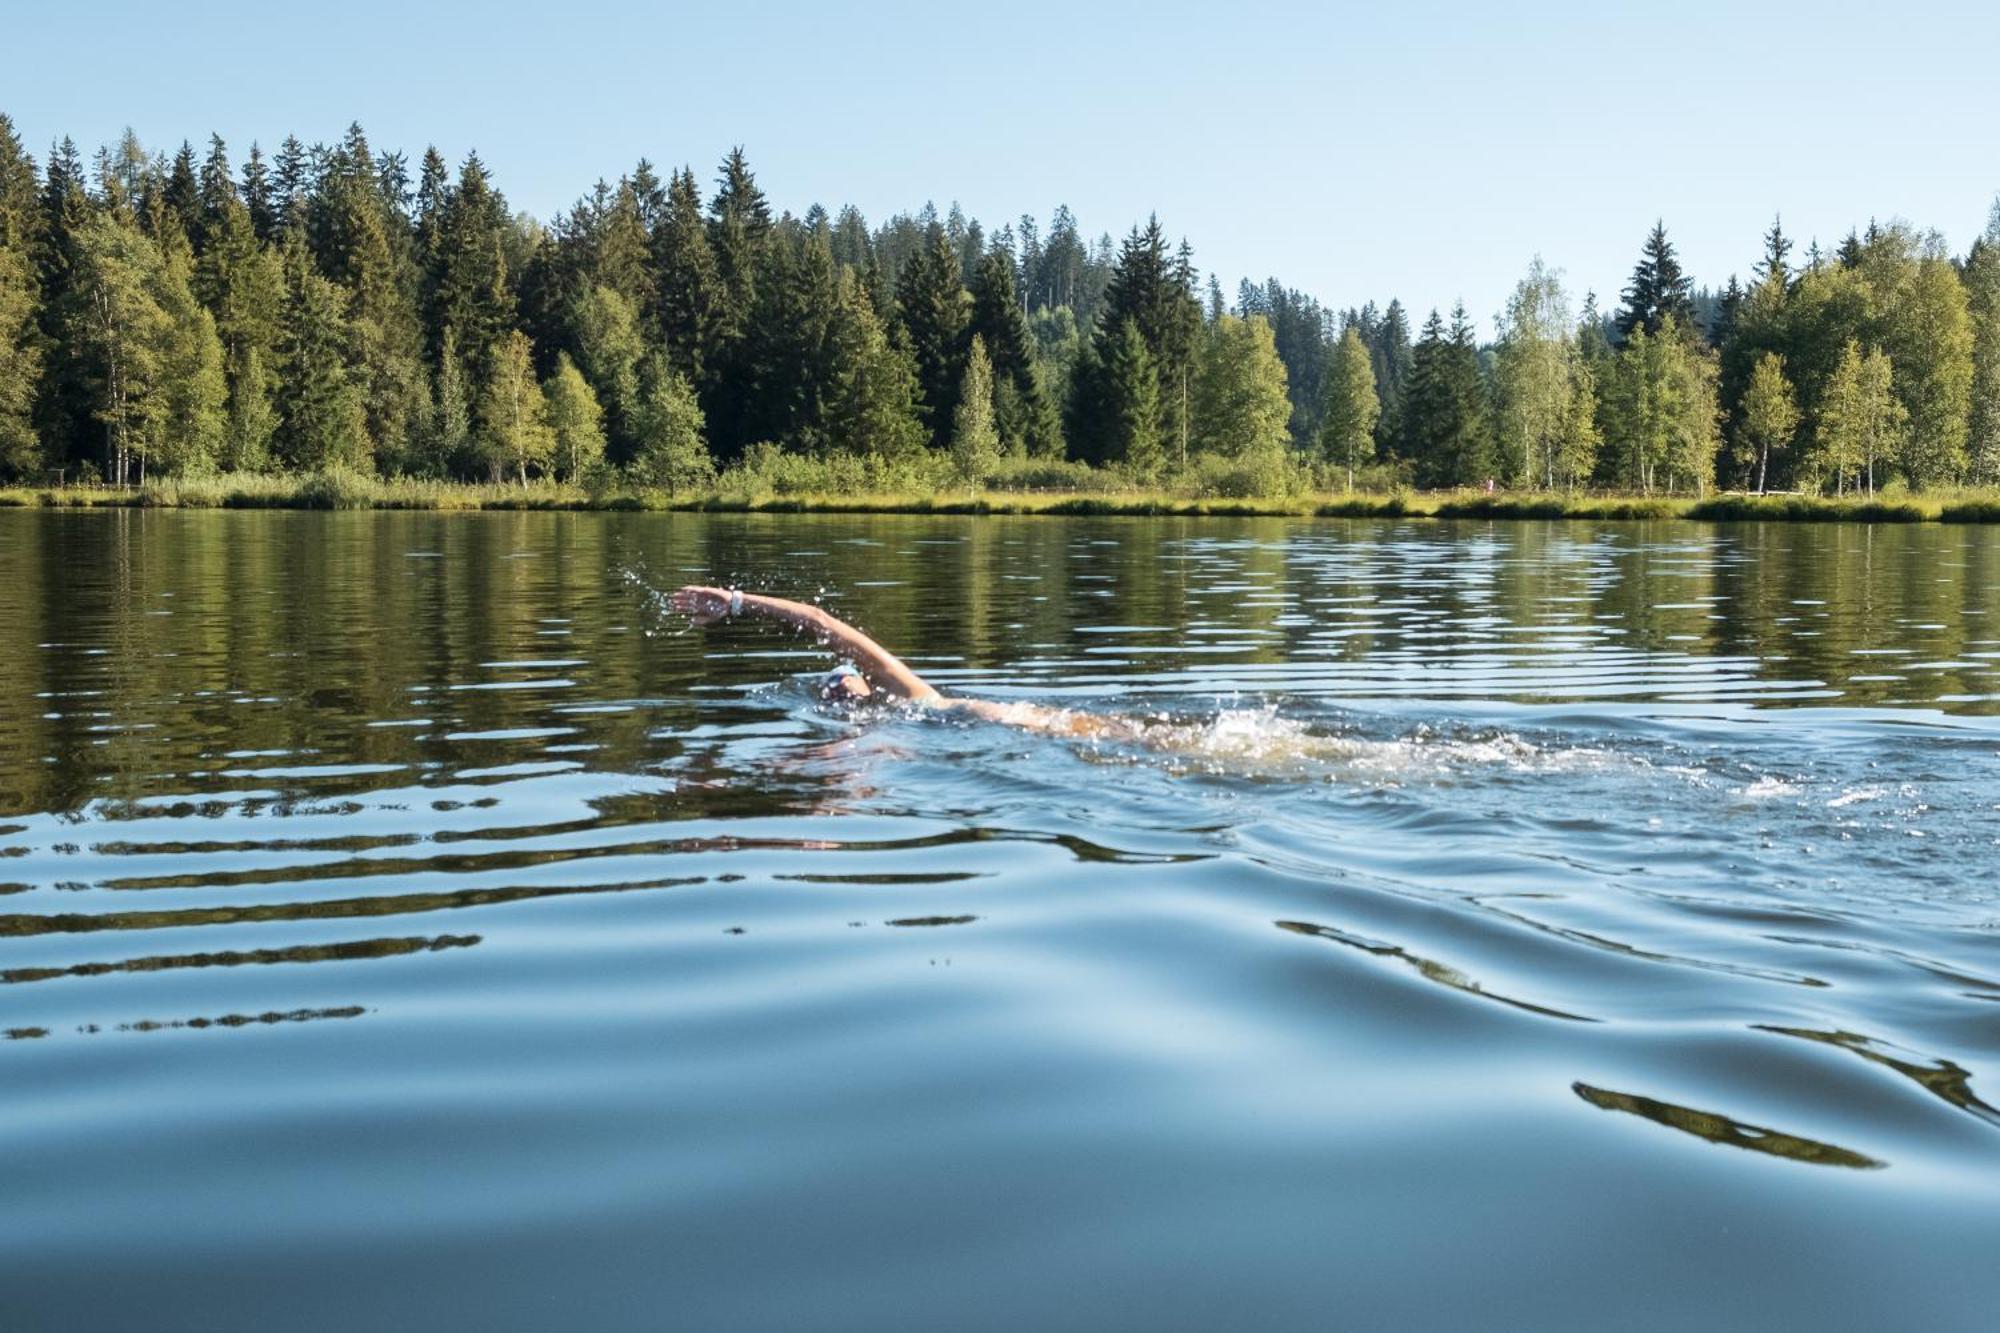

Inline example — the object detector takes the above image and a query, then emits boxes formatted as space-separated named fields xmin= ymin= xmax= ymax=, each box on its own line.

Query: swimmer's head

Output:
xmin=817 ymin=662 xmax=873 ymax=704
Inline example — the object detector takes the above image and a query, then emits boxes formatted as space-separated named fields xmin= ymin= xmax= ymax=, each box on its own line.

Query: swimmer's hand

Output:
xmin=669 ymin=584 xmax=737 ymax=626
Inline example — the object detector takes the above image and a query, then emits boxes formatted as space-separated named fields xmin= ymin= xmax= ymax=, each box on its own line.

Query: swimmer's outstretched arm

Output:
xmin=669 ymin=585 xmax=941 ymax=702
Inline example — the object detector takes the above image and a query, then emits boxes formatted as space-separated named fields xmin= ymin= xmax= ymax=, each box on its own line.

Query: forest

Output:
xmin=2 ymin=114 xmax=1998 ymax=502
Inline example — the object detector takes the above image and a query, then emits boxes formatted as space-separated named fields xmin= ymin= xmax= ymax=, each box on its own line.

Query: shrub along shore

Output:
xmin=5 ymin=473 xmax=1999 ymax=523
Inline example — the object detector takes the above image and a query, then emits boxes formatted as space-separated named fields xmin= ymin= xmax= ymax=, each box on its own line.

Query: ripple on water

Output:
xmin=1 ymin=511 xmax=1998 ymax=1331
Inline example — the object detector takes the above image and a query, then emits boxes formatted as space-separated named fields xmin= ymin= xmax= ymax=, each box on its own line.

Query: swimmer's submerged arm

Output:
xmin=669 ymin=585 xmax=941 ymax=701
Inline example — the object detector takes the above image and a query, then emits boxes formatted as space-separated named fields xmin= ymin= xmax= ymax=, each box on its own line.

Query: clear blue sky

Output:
xmin=10 ymin=1 xmax=1999 ymax=329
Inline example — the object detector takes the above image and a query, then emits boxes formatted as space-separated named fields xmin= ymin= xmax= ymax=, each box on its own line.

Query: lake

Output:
xmin=2 ymin=509 xmax=1997 ymax=1331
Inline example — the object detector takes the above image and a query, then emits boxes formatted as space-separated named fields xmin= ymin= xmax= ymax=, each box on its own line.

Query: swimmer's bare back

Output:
xmin=670 ymin=585 xmax=1135 ymax=740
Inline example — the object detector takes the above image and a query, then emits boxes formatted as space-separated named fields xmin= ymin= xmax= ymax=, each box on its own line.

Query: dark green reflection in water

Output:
xmin=1572 ymin=1081 xmax=1884 ymax=1169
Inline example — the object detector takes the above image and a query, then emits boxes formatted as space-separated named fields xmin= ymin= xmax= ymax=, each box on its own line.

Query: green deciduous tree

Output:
xmin=950 ymin=334 xmax=999 ymax=486
xmin=1809 ymin=340 xmax=1904 ymax=495
xmin=628 ymin=354 xmax=713 ymax=493
xmin=1736 ymin=352 xmax=1799 ymax=494
xmin=1602 ymin=317 xmax=1720 ymax=494
xmin=1188 ymin=312 xmax=1292 ymax=478
xmin=479 ymin=329 xmax=553 ymax=482
xmin=1319 ymin=324 xmax=1380 ymax=488
xmin=1494 ymin=257 xmax=1584 ymax=489
xmin=570 ymin=284 xmax=644 ymax=462
xmin=542 ymin=352 xmax=606 ymax=481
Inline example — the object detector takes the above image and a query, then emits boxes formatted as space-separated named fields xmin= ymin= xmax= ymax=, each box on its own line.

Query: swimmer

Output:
xmin=669 ymin=584 xmax=1137 ymax=740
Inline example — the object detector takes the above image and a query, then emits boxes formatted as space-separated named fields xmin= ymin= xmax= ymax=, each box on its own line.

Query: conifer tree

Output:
xmin=1103 ymin=317 xmax=1162 ymax=479
xmin=708 ymin=147 xmax=770 ymax=346
xmin=1616 ymin=221 xmax=1696 ymax=341
xmin=894 ymin=223 xmax=969 ymax=449
xmin=1368 ymin=299 xmax=1414 ymax=450
xmin=272 ymin=239 xmax=367 ymax=472
xmin=1400 ymin=307 xmax=1492 ymax=487
xmin=429 ymin=153 xmax=515 ymax=390
xmin=969 ymin=245 xmax=1050 ymax=454
xmin=1755 ymin=216 xmax=1793 ymax=288
xmin=194 ymin=171 xmax=284 ymax=472
xmin=542 ymin=352 xmax=606 ymax=481
xmin=35 ymin=137 xmax=97 ymax=472
xmin=1965 ymin=199 xmax=2000 ymax=485
xmin=162 ymin=142 xmax=200 ymax=244
xmin=652 ymin=167 xmax=721 ymax=381
xmin=241 ymin=143 xmax=276 ymax=241
xmin=1320 ymin=323 xmax=1379 ymax=489
xmin=824 ymin=269 xmax=924 ymax=463
xmin=0 ymin=117 xmax=41 ymax=476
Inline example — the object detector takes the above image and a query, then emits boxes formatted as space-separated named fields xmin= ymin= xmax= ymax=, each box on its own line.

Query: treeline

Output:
xmin=1 ymin=114 xmax=1997 ymax=498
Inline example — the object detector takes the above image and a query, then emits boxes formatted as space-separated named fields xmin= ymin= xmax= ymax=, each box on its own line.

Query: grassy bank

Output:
xmin=6 ymin=475 xmax=2000 ymax=523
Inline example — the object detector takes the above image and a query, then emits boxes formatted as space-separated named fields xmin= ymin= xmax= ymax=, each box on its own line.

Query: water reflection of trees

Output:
xmin=4 ymin=511 xmax=1999 ymax=825
xmin=1572 ymin=1081 xmax=1882 ymax=1169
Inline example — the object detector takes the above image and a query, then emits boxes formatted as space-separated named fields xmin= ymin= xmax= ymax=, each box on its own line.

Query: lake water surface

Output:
xmin=3 ymin=510 xmax=1998 ymax=1330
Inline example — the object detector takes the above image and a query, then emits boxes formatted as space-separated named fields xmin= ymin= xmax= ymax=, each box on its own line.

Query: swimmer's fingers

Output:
xmin=670 ymin=585 xmax=732 ymax=625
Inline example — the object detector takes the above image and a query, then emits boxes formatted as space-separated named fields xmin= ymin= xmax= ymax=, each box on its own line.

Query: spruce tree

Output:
xmin=1965 ymin=199 xmax=2000 ymax=485
xmin=652 ymin=167 xmax=721 ymax=381
xmin=241 ymin=143 xmax=276 ymax=241
xmin=1616 ymin=221 xmax=1696 ymax=341
xmin=1400 ymin=307 xmax=1492 ymax=488
xmin=273 ymin=238 xmax=367 ymax=472
xmin=1103 ymin=317 xmax=1162 ymax=479
xmin=35 ymin=137 xmax=97 ymax=474
xmin=824 ymin=269 xmax=924 ymax=463
xmin=894 ymin=222 xmax=969 ymax=449
xmin=0 ymin=118 xmax=41 ymax=477
xmin=969 ymin=244 xmax=1052 ymax=455
xmin=708 ymin=147 xmax=770 ymax=345
xmin=429 ymin=153 xmax=515 ymax=391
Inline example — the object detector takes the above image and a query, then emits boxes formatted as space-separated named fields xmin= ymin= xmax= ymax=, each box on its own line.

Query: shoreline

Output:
xmin=3 ymin=480 xmax=1996 ymax=524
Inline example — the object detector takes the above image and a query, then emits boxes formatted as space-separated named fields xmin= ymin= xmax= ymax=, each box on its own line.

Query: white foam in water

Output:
xmin=1738 ymin=775 xmax=1805 ymax=800
xmin=1130 ymin=706 xmax=1640 ymax=783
